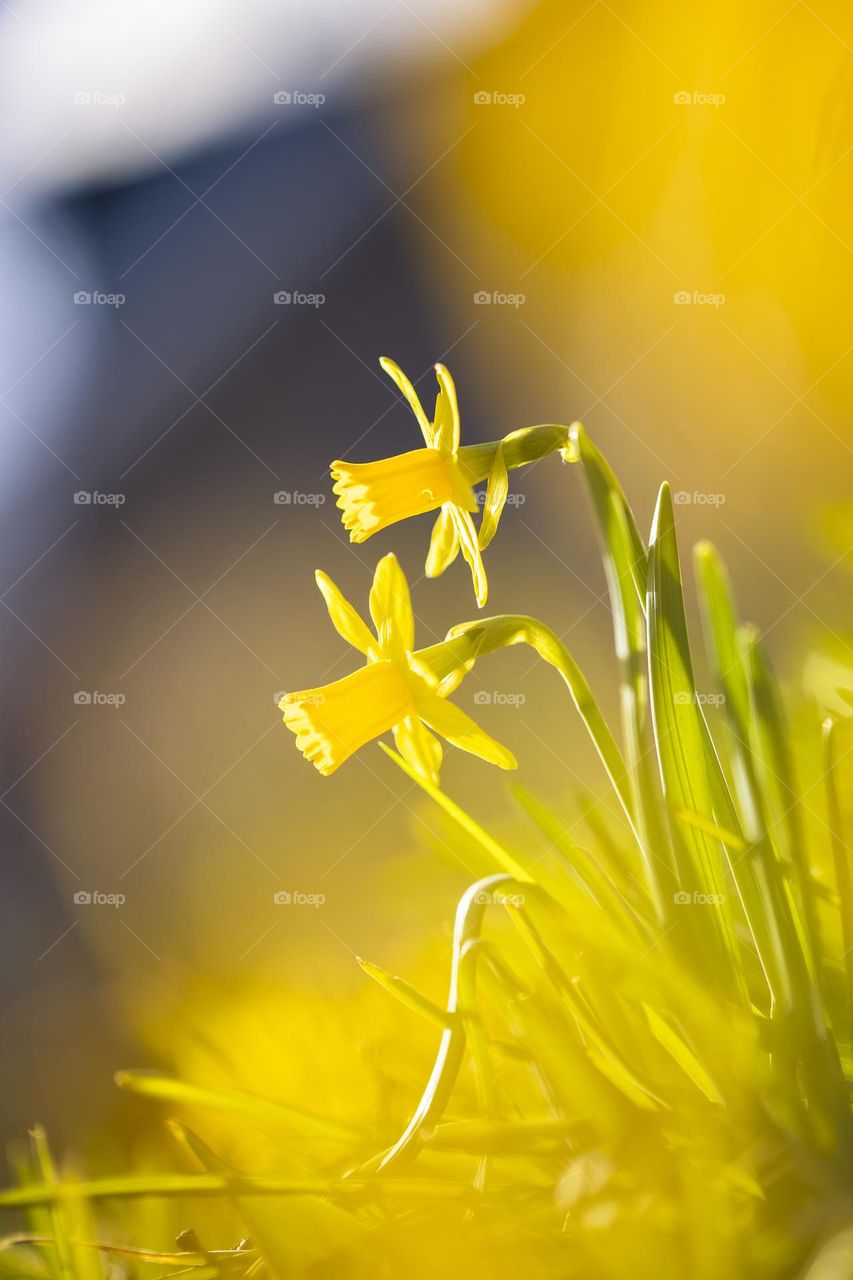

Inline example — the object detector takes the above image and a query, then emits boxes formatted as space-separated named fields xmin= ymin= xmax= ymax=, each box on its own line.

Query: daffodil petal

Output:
xmin=379 ymin=357 xmax=433 ymax=446
xmin=425 ymin=506 xmax=460 ymax=578
xmin=432 ymin=389 xmax=454 ymax=454
xmin=315 ymin=570 xmax=375 ymax=656
xmin=369 ymin=552 xmax=415 ymax=654
xmin=414 ymin=689 xmax=517 ymax=771
xmin=434 ymin=364 xmax=460 ymax=453
xmin=478 ymin=442 xmax=508 ymax=551
xmin=451 ymin=506 xmax=489 ymax=608
xmin=393 ymin=713 xmax=443 ymax=784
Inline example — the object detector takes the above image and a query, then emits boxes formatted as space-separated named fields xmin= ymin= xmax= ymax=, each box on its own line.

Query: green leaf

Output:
xmin=574 ymin=421 xmax=674 ymax=917
xmin=646 ymin=485 xmax=746 ymax=1001
xmin=115 ymin=1071 xmax=360 ymax=1143
xmin=357 ymin=957 xmax=454 ymax=1028
xmin=694 ymin=542 xmax=751 ymax=741
xmin=643 ymin=1006 xmax=723 ymax=1104
xmin=379 ymin=742 xmax=529 ymax=881
xmin=571 ymin=422 xmax=648 ymax=613
xmin=825 ymin=719 xmax=853 ymax=1035
xmin=169 ymin=1123 xmax=375 ymax=1276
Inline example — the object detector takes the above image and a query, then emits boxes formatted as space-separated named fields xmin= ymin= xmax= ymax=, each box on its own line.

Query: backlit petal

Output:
xmin=393 ymin=713 xmax=443 ymax=784
xmin=478 ymin=442 xmax=508 ymax=551
xmin=314 ymin=570 xmax=375 ymax=656
xmin=379 ymin=357 xmax=434 ymax=446
xmin=434 ymin=364 xmax=460 ymax=453
xmin=451 ymin=506 xmax=489 ymax=608
xmin=413 ymin=688 xmax=517 ymax=771
xmin=425 ymin=506 xmax=460 ymax=578
xmin=369 ymin=553 xmax=415 ymax=655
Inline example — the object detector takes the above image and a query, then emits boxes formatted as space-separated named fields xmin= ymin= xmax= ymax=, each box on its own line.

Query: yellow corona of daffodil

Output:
xmin=280 ymin=552 xmax=516 ymax=782
xmin=331 ymin=358 xmax=573 ymax=608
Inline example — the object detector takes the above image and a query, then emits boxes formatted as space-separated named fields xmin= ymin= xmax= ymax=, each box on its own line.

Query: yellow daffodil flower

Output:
xmin=331 ymin=358 xmax=573 ymax=608
xmin=280 ymin=553 xmax=516 ymax=783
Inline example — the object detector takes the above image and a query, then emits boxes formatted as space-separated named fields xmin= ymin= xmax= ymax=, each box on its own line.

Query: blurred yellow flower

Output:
xmin=280 ymin=552 xmax=516 ymax=782
xmin=331 ymin=358 xmax=573 ymax=608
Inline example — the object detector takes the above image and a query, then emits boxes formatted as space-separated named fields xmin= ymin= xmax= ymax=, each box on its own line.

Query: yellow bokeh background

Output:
xmin=12 ymin=2 xmax=852 ymax=1189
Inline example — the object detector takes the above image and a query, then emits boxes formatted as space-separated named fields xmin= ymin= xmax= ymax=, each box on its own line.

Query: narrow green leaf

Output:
xmin=646 ymin=484 xmax=746 ymax=1001
xmin=30 ymin=1127 xmax=75 ymax=1280
xmin=115 ymin=1071 xmax=359 ymax=1143
xmin=169 ymin=1121 xmax=376 ymax=1276
xmin=643 ymin=1006 xmax=723 ymax=1104
xmin=379 ymin=743 xmax=530 ymax=881
xmin=573 ymin=423 xmax=673 ymax=918
xmin=357 ymin=958 xmax=453 ymax=1028
xmin=825 ymin=718 xmax=853 ymax=1037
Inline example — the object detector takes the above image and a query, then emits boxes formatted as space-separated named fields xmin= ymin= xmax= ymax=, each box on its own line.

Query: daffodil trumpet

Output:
xmin=330 ymin=357 xmax=575 ymax=608
xmin=279 ymin=553 xmax=516 ymax=783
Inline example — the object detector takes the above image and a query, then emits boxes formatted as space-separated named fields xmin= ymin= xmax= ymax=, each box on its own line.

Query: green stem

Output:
xmin=457 ymin=423 xmax=571 ymax=485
